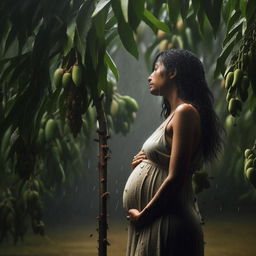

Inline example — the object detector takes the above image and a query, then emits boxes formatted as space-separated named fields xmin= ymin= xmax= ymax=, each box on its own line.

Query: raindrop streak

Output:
xmin=115 ymin=200 xmax=119 ymax=211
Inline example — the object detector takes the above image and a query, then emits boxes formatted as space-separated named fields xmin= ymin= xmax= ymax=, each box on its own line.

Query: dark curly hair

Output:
xmin=152 ymin=48 xmax=224 ymax=165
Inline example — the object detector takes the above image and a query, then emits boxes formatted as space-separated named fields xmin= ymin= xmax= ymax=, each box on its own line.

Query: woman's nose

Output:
xmin=148 ymin=75 xmax=152 ymax=83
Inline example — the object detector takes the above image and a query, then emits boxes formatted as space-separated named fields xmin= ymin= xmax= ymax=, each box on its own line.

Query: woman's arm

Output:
xmin=134 ymin=104 xmax=201 ymax=224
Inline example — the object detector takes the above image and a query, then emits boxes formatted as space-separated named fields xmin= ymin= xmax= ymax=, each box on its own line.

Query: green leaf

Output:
xmin=104 ymin=51 xmax=119 ymax=82
xmin=223 ymin=0 xmax=240 ymax=23
xmin=142 ymin=9 xmax=170 ymax=33
xmin=167 ymin=0 xmax=180 ymax=25
xmin=58 ymin=89 xmax=67 ymax=124
xmin=128 ymin=0 xmax=145 ymax=31
xmin=200 ymin=0 xmax=222 ymax=35
xmin=97 ymin=59 xmax=108 ymax=93
xmin=34 ymin=97 xmax=48 ymax=138
xmin=4 ymin=29 xmax=19 ymax=59
xmin=121 ymin=0 xmax=129 ymax=23
xmin=191 ymin=0 xmax=200 ymax=15
xmin=227 ymin=9 xmax=242 ymax=32
xmin=150 ymin=0 xmax=165 ymax=17
xmin=111 ymin=0 xmax=138 ymax=58
xmin=223 ymin=19 xmax=244 ymax=47
xmin=118 ymin=20 xmax=138 ymax=58
xmin=246 ymin=0 xmax=256 ymax=22
xmin=87 ymin=29 xmax=99 ymax=70
xmin=75 ymin=0 xmax=95 ymax=65
xmin=106 ymin=15 xmax=117 ymax=30
xmin=92 ymin=0 xmax=111 ymax=17
xmin=93 ymin=3 xmax=109 ymax=45
xmin=144 ymin=39 xmax=163 ymax=71
xmin=239 ymin=0 xmax=248 ymax=17
xmin=106 ymin=28 xmax=118 ymax=45
xmin=197 ymin=6 xmax=205 ymax=37
xmin=64 ymin=18 xmax=76 ymax=56
xmin=180 ymin=0 xmax=190 ymax=19
xmin=214 ymin=37 xmax=237 ymax=78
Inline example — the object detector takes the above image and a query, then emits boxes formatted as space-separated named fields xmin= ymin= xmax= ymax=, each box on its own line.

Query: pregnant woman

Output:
xmin=123 ymin=49 xmax=223 ymax=256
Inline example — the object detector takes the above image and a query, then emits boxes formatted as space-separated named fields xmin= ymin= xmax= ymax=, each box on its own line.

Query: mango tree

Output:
xmin=1 ymin=0 xmax=256 ymax=255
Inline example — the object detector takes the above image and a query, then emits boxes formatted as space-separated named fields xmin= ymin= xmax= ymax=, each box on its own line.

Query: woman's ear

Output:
xmin=168 ymin=68 xmax=177 ymax=79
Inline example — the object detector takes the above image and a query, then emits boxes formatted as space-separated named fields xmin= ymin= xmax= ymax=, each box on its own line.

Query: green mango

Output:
xmin=225 ymin=115 xmax=235 ymax=135
xmin=121 ymin=121 xmax=129 ymax=135
xmin=53 ymin=68 xmax=64 ymax=88
xmin=245 ymin=159 xmax=254 ymax=170
xmin=117 ymin=98 xmax=126 ymax=116
xmin=244 ymin=149 xmax=253 ymax=158
xmin=106 ymin=115 xmax=113 ymax=129
xmin=225 ymin=72 xmax=234 ymax=90
xmin=62 ymin=72 xmax=72 ymax=88
xmin=37 ymin=128 xmax=45 ymax=145
xmin=45 ymin=119 xmax=58 ymax=141
xmin=228 ymin=98 xmax=242 ymax=117
xmin=110 ymin=99 xmax=119 ymax=116
xmin=122 ymin=95 xmax=139 ymax=112
xmin=231 ymin=69 xmax=243 ymax=89
xmin=131 ymin=112 xmax=136 ymax=122
xmin=72 ymin=65 xmax=82 ymax=87
xmin=29 ymin=190 xmax=39 ymax=202
xmin=159 ymin=39 xmax=168 ymax=51
xmin=32 ymin=180 xmax=40 ymax=192
xmin=246 ymin=167 xmax=256 ymax=188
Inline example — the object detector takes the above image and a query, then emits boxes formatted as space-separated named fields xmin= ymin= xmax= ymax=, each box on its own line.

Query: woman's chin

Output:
xmin=149 ymin=87 xmax=161 ymax=96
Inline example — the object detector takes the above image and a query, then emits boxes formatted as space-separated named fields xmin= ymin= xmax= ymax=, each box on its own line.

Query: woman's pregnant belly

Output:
xmin=123 ymin=160 xmax=202 ymax=223
xmin=123 ymin=160 xmax=168 ymax=212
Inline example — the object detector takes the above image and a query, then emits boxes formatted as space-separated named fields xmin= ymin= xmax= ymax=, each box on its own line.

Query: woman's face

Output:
xmin=148 ymin=60 xmax=169 ymax=96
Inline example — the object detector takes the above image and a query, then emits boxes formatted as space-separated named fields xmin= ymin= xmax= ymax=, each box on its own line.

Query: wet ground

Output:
xmin=1 ymin=214 xmax=256 ymax=256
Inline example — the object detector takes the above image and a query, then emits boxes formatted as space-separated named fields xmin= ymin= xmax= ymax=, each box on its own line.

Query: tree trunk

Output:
xmin=95 ymin=94 xmax=111 ymax=256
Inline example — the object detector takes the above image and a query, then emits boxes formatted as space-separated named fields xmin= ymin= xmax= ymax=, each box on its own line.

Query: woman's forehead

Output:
xmin=155 ymin=59 xmax=164 ymax=66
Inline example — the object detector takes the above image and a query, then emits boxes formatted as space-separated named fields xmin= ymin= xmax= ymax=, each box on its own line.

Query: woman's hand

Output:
xmin=131 ymin=151 xmax=147 ymax=170
xmin=126 ymin=209 xmax=141 ymax=222
xmin=126 ymin=208 xmax=152 ymax=229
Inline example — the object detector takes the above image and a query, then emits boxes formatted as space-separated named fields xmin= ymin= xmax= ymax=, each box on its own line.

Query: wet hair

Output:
xmin=152 ymin=48 xmax=224 ymax=165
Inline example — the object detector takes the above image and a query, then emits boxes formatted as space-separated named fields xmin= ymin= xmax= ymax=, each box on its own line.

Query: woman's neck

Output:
xmin=165 ymin=86 xmax=184 ymax=113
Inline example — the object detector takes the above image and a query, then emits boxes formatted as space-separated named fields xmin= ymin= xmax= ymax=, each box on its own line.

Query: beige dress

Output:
xmin=123 ymin=109 xmax=204 ymax=256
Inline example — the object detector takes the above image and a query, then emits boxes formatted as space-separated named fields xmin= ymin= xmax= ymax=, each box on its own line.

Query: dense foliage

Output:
xmin=1 ymin=0 xmax=256 ymax=251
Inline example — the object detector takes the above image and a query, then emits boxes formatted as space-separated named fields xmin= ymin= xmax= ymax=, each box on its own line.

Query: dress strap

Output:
xmin=163 ymin=110 xmax=176 ymax=131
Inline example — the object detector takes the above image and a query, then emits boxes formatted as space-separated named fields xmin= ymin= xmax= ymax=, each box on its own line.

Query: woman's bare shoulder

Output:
xmin=173 ymin=103 xmax=200 ymax=125
xmin=175 ymin=103 xmax=200 ymax=120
